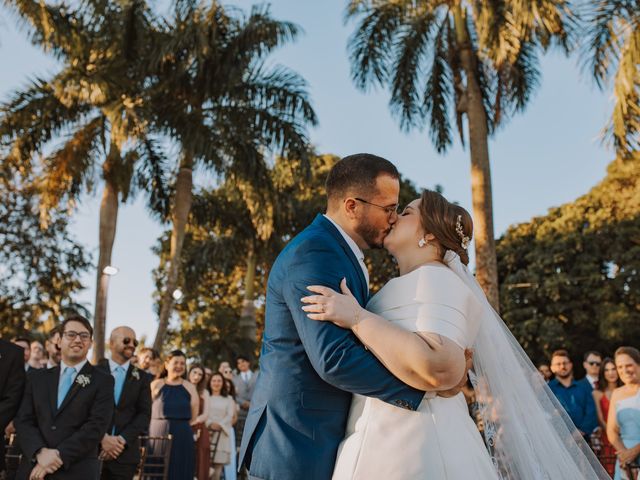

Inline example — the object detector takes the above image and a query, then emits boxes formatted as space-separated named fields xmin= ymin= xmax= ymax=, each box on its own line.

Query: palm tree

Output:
xmin=149 ymin=2 xmax=317 ymax=350
xmin=584 ymin=0 xmax=639 ymax=158
xmin=1 ymin=0 xmax=170 ymax=360
xmin=345 ymin=0 xmax=575 ymax=309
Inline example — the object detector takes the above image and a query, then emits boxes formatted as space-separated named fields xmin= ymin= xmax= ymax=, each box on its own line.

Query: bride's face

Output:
xmin=383 ymin=198 xmax=423 ymax=256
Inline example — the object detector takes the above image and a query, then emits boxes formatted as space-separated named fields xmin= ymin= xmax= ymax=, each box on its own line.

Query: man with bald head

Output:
xmin=97 ymin=327 xmax=151 ymax=480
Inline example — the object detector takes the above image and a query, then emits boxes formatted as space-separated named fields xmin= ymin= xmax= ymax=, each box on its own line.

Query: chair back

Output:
xmin=4 ymin=433 xmax=21 ymax=480
xmin=138 ymin=435 xmax=173 ymax=480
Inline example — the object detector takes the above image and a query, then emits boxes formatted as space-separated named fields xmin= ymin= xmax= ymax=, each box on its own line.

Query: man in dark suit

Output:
xmin=14 ymin=314 xmax=114 ymax=480
xmin=0 ymin=339 xmax=26 ymax=475
xmin=240 ymin=154 xmax=456 ymax=480
xmin=97 ymin=326 xmax=151 ymax=480
xmin=11 ymin=338 xmax=32 ymax=372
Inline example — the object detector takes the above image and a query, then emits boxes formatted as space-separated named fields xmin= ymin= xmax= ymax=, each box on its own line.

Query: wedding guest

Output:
xmin=537 ymin=363 xmax=553 ymax=382
xmin=0 ymin=339 xmax=26 ymax=475
xmin=137 ymin=348 xmax=161 ymax=378
xmin=188 ymin=364 xmax=210 ymax=480
xmin=607 ymin=346 xmax=640 ymax=480
xmin=45 ymin=326 xmax=62 ymax=368
xmin=549 ymin=349 xmax=598 ymax=439
xmin=204 ymin=367 xmax=213 ymax=387
xmin=11 ymin=337 xmax=31 ymax=372
xmin=221 ymin=376 xmax=238 ymax=480
xmin=29 ymin=341 xmax=45 ymax=369
xmin=593 ymin=357 xmax=622 ymax=476
xmin=149 ymin=350 xmax=198 ymax=480
xmin=233 ymin=355 xmax=256 ymax=448
xmin=14 ymin=314 xmax=114 ymax=479
xmin=582 ymin=351 xmax=603 ymax=389
xmin=207 ymin=373 xmax=235 ymax=480
xmin=218 ymin=361 xmax=233 ymax=379
xmin=97 ymin=327 xmax=151 ymax=480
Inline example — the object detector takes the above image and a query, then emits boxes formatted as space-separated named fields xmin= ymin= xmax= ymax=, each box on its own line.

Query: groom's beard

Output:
xmin=355 ymin=220 xmax=389 ymax=249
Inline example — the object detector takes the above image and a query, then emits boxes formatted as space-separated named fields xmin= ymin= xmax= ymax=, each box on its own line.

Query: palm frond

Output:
xmin=423 ymin=16 xmax=453 ymax=153
xmin=37 ymin=115 xmax=104 ymax=216
xmin=389 ymin=9 xmax=438 ymax=131
xmin=347 ymin=1 xmax=406 ymax=90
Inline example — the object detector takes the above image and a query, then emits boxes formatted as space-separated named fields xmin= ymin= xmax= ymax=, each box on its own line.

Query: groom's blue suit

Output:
xmin=240 ymin=215 xmax=425 ymax=480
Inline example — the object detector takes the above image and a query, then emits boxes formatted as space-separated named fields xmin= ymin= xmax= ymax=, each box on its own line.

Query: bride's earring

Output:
xmin=418 ymin=238 xmax=427 ymax=248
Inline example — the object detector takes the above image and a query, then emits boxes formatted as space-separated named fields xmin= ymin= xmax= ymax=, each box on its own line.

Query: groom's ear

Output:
xmin=343 ymin=197 xmax=359 ymax=218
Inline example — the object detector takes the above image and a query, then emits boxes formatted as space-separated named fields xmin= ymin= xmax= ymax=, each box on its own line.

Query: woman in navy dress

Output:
xmin=149 ymin=350 xmax=199 ymax=480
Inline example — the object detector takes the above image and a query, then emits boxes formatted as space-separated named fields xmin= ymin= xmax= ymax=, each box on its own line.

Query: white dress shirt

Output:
xmin=323 ymin=214 xmax=370 ymax=289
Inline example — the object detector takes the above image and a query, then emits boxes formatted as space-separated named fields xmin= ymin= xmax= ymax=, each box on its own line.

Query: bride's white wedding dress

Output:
xmin=332 ymin=264 xmax=498 ymax=479
xmin=332 ymin=253 xmax=610 ymax=480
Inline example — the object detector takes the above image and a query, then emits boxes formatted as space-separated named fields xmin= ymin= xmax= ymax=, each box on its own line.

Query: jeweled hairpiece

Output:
xmin=455 ymin=215 xmax=471 ymax=249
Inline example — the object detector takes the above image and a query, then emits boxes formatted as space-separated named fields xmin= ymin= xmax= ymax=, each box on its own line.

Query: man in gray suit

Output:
xmin=233 ymin=355 xmax=257 ymax=449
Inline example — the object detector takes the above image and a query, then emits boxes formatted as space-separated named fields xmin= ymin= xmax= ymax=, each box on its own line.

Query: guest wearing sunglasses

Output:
xmin=97 ymin=327 xmax=152 ymax=480
xmin=582 ymin=351 xmax=603 ymax=390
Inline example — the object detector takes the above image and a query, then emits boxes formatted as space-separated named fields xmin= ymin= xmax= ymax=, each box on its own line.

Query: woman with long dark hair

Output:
xmin=207 ymin=372 xmax=235 ymax=480
xmin=189 ymin=364 xmax=211 ymax=480
xmin=593 ymin=357 xmax=622 ymax=476
xmin=149 ymin=350 xmax=199 ymax=480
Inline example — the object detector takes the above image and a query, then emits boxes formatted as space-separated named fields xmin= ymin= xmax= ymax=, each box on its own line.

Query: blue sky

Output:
xmin=0 ymin=0 xmax=614 ymax=344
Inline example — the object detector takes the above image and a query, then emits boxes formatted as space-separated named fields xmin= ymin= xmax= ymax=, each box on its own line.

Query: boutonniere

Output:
xmin=76 ymin=374 xmax=91 ymax=387
xmin=131 ymin=369 xmax=140 ymax=380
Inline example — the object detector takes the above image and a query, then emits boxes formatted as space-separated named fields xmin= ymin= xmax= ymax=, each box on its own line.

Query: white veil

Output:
xmin=443 ymin=250 xmax=610 ymax=480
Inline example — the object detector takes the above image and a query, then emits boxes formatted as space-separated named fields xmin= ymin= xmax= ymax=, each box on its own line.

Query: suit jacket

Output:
xmin=95 ymin=359 xmax=152 ymax=465
xmin=0 ymin=339 xmax=26 ymax=471
xmin=239 ymin=214 xmax=425 ymax=480
xmin=14 ymin=361 xmax=114 ymax=479
xmin=233 ymin=371 xmax=257 ymax=408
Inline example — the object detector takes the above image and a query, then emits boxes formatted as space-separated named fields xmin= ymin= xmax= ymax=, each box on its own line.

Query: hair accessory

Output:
xmin=418 ymin=238 xmax=427 ymax=248
xmin=455 ymin=215 xmax=471 ymax=249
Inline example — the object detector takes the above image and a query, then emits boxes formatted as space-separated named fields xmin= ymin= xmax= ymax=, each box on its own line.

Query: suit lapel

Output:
xmin=313 ymin=215 xmax=368 ymax=304
xmin=47 ymin=366 xmax=60 ymax=417
xmin=56 ymin=362 xmax=93 ymax=417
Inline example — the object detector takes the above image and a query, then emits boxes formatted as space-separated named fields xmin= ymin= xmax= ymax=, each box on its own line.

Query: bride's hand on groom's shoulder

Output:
xmin=437 ymin=349 xmax=473 ymax=398
xmin=301 ymin=278 xmax=363 ymax=330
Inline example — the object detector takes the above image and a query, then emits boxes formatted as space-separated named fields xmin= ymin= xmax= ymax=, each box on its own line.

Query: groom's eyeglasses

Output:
xmin=354 ymin=198 xmax=399 ymax=218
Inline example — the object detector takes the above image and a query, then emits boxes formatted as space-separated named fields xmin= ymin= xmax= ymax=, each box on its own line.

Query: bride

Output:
xmin=301 ymin=190 xmax=609 ymax=480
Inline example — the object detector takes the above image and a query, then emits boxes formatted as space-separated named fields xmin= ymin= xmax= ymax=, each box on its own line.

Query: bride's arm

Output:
xmin=302 ymin=280 xmax=466 ymax=392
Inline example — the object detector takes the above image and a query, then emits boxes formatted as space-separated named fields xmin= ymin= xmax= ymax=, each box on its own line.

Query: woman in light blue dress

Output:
xmin=607 ymin=346 xmax=640 ymax=480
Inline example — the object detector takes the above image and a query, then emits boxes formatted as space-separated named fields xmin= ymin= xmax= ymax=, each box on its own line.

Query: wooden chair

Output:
xmin=590 ymin=430 xmax=617 ymax=476
xmin=137 ymin=435 xmax=172 ymax=480
xmin=625 ymin=463 xmax=640 ymax=480
xmin=4 ymin=433 xmax=21 ymax=480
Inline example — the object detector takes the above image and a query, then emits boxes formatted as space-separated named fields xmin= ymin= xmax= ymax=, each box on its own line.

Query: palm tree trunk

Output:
xmin=153 ymin=153 xmax=193 ymax=351
xmin=92 ymin=153 xmax=120 ymax=362
xmin=453 ymin=4 xmax=500 ymax=310
xmin=239 ymin=249 xmax=257 ymax=343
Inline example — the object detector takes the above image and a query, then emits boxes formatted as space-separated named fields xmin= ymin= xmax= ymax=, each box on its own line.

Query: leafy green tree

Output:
xmin=497 ymin=155 xmax=640 ymax=366
xmin=0 ymin=171 xmax=91 ymax=337
xmin=584 ymin=0 xmax=640 ymax=158
xmin=149 ymin=2 xmax=317 ymax=350
xmin=345 ymin=0 xmax=576 ymax=309
xmin=1 ymin=0 xmax=170 ymax=360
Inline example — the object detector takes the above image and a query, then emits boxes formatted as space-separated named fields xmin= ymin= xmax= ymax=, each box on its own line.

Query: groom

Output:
xmin=240 ymin=154 xmax=457 ymax=480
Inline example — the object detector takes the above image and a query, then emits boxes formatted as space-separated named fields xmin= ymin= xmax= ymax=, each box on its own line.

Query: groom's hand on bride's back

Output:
xmin=437 ymin=349 xmax=473 ymax=398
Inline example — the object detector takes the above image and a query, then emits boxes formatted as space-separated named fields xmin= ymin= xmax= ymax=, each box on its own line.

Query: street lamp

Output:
xmin=172 ymin=289 xmax=183 ymax=301
xmin=103 ymin=265 xmax=119 ymax=276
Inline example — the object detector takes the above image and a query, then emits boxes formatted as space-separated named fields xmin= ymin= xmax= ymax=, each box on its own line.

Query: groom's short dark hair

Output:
xmin=326 ymin=153 xmax=399 ymax=203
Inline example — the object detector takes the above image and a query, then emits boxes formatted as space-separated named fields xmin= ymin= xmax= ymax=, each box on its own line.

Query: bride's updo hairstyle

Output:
xmin=418 ymin=189 xmax=473 ymax=265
